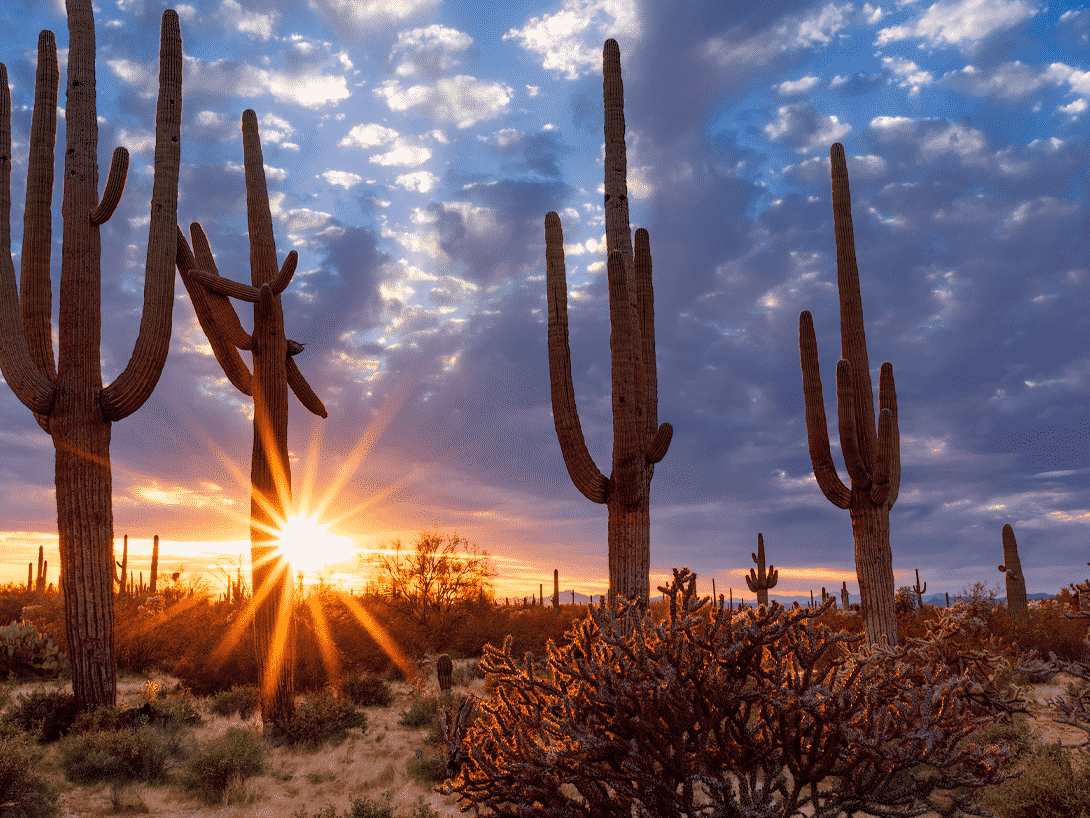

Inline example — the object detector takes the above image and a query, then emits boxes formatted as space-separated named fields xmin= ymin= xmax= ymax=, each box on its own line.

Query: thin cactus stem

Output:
xmin=798 ymin=143 xmax=900 ymax=649
xmin=176 ymin=109 xmax=326 ymax=735
xmin=545 ymin=40 xmax=672 ymax=609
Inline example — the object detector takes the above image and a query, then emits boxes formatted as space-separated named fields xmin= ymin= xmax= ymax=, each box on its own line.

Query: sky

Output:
xmin=0 ymin=0 xmax=1087 ymax=606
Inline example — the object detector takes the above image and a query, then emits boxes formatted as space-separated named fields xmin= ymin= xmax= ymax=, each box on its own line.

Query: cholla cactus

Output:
xmin=799 ymin=143 xmax=901 ymax=649
xmin=745 ymin=532 xmax=778 ymax=608
xmin=545 ymin=40 xmax=672 ymax=608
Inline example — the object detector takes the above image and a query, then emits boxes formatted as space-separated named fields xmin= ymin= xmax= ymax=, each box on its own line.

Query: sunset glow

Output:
xmin=274 ymin=513 xmax=356 ymax=577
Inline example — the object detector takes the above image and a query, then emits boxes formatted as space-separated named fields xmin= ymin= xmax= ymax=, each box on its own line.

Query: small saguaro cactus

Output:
xmin=552 ymin=569 xmax=559 ymax=610
xmin=745 ymin=533 xmax=778 ymax=608
xmin=545 ymin=40 xmax=672 ymax=608
xmin=799 ymin=143 xmax=901 ymax=649
xmin=0 ymin=2 xmax=183 ymax=712
xmin=913 ymin=568 xmax=927 ymax=609
xmin=150 ymin=535 xmax=159 ymax=596
xmin=437 ymin=653 xmax=453 ymax=691
xmin=114 ymin=535 xmax=129 ymax=599
xmin=176 ymin=109 xmax=327 ymax=734
xmin=840 ymin=581 xmax=850 ymax=611
xmin=27 ymin=564 xmax=32 ymax=593
xmin=998 ymin=524 xmax=1027 ymax=618
xmin=36 ymin=546 xmax=45 ymax=593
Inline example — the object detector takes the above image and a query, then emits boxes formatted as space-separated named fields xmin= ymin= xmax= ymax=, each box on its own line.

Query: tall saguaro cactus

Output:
xmin=176 ymin=109 xmax=327 ymax=733
xmin=545 ymin=40 xmax=672 ymax=607
xmin=0 ymin=2 xmax=182 ymax=711
xmin=998 ymin=523 xmax=1027 ymax=618
xmin=799 ymin=143 xmax=901 ymax=649
xmin=745 ymin=532 xmax=778 ymax=607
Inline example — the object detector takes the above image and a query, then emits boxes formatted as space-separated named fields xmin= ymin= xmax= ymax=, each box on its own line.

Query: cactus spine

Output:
xmin=545 ymin=40 xmax=672 ymax=608
xmin=0 ymin=4 xmax=182 ymax=711
xmin=745 ymin=533 xmax=778 ymax=608
xmin=998 ymin=523 xmax=1027 ymax=618
xmin=437 ymin=653 xmax=453 ymax=691
xmin=799 ymin=143 xmax=901 ymax=649
xmin=176 ymin=109 xmax=327 ymax=734
xmin=913 ymin=568 xmax=927 ymax=608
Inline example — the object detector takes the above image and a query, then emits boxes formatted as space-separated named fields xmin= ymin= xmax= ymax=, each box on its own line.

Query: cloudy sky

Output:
xmin=0 ymin=0 xmax=1086 ymax=604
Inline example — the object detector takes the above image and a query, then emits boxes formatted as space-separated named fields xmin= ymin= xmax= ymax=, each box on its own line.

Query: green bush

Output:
xmin=0 ymin=733 xmax=57 ymax=817
xmin=207 ymin=685 xmax=259 ymax=719
xmin=398 ymin=695 xmax=437 ymax=729
xmin=0 ymin=621 xmax=66 ymax=679
xmin=3 ymin=688 xmax=78 ymax=742
xmin=179 ymin=726 xmax=265 ymax=804
xmin=340 ymin=672 xmax=393 ymax=707
xmin=978 ymin=741 xmax=1090 ymax=818
xmin=282 ymin=689 xmax=366 ymax=749
xmin=59 ymin=724 xmax=169 ymax=784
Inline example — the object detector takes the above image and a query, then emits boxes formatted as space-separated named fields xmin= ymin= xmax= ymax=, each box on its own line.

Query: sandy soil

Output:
xmin=12 ymin=662 xmax=1089 ymax=818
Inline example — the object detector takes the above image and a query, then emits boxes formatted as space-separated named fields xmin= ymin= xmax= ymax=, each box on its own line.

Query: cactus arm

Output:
xmin=286 ymin=356 xmax=327 ymax=418
xmin=879 ymin=361 xmax=899 ymax=507
xmin=634 ymin=228 xmax=657 ymax=436
xmin=608 ymin=248 xmax=642 ymax=506
xmin=271 ymin=252 xmax=297 ymax=294
xmin=187 ymin=223 xmax=254 ymax=350
xmin=871 ymin=406 xmax=894 ymax=506
xmin=836 ymin=359 xmax=870 ymax=487
xmin=767 ymin=565 xmax=778 ymax=588
xmin=188 ymin=269 xmax=261 ymax=302
xmin=799 ymin=311 xmax=851 ymax=509
xmin=89 ymin=147 xmax=128 ymax=225
xmin=602 ymin=40 xmax=633 ymax=274
xmin=830 ymin=143 xmax=877 ymax=468
xmin=242 ymin=110 xmax=278 ymax=286
xmin=646 ymin=422 xmax=673 ymax=464
xmin=545 ymin=211 xmax=608 ymax=504
xmin=0 ymin=65 xmax=56 ymax=416
xmin=101 ymin=9 xmax=182 ymax=422
xmin=176 ymin=227 xmax=254 ymax=395
xmin=21 ymin=31 xmax=59 ymax=386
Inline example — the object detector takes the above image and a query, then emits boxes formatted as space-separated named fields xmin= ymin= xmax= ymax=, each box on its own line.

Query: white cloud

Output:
xmin=1057 ymin=98 xmax=1088 ymax=119
xmin=395 ymin=171 xmax=439 ymax=193
xmin=374 ymin=76 xmax=512 ymax=128
xmin=395 ymin=24 xmax=472 ymax=52
xmin=308 ymin=0 xmax=440 ymax=27
xmin=279 ymin=208 xmax=333 ymax=234
xmin=504 ymin=0 xmax=639 ymax=80
xmin=116 ymin=128 xmax=156 ymax=154
xmin=340 ymin=123 xmax=400 ymax=149
xmin=322 ymin=170 xmax=363 ymax=189
xmin=883 ymin=56 xmax=934 ymax=96
xmin=876 ymin=0 xmax=1038 ymax=48
xmin=765 ymin=105 xmax=851 ymax=152
xmin=181 ymin=56 xmax=350 ymax=109
xmin=493 ymin=128 xmax=526 ymax=148
xmin=216 ymin=0 xmax=276 ymax=42
xmin=263 ymin=164 xmax=287 ymax=181
xmin=776 ymin=76 xmax=822 ymax=95
xmin=391 ymin=24 xmax=473 ymax=76
xmin=870 ymin=116 xmax=986 ymax=159
xmin=786 ymin=2 xmax=853 ymax=46
xmin=370 ymin=141 xmax=433 ymax=167
xmin=257 ymin=113 xmax=294 ymax=144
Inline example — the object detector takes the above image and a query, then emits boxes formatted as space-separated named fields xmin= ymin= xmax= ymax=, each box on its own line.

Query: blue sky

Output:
xmin=0 ymin=0 xmax=1087 ymax=604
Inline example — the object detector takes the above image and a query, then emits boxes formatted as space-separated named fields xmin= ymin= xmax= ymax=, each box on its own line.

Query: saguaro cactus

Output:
xmin=36 ymin=546 xmax=46 ymax=593
xmin=840 ymin=581 xmax=850 ymax=611
xmin=799 ymin=143 xmax=901 ymax=649
xmin=176 ymin=109 xmax=327 ymax=733
xmin=998 ymin=524 xmax=1027 ymax=618
xmin=545 ymin=40 xmax=672 ymax=607
xmin=437 ymin=653 xmax=453 ymax=691
xmin=0 ymin=2 xmax=182 ymax=711
xmin=114 ymin=535 xmax=129 ymax=599
xmin=913 ymin=568 xmax=927 ymax=609
xmin=745 ymin=533 xmax=778 ymax=608
xmin=552 ymin=569 xmax=559 ymax=610
xmin=150 ymin=535 xmax=159 ymax=595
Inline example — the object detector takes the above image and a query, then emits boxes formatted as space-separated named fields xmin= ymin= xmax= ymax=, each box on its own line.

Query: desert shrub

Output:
xmin=282 ymin=689 xmax=366 ymax=749
xmin=406 ymin=751 xmax=446 ymax=785
xmin=452 ymin=568 xmax=1020 ymax=818
xmin=976 ymin=741 xmax=1090 ymax=818
xmin=3 ymin=688 xmax=78 ymax=743
xmin=0 ymin=620 xmax=66 ymax=679
xmin=59 ymin=724 xmax=169 ymax=784
xmin=139 ymin=681 xmax=203 ymax=729
xmin=179 ymin=726 xmax=265 ymax=804
xmin=0 ymin=732 xmax=57 ymax=817
xmin=398 ymin=695 xmax=437 ymax=729
xmin=207 ymin=685 xmax=259 ymax=719
xmin=340 ymin=672 xmax=393 ymax=707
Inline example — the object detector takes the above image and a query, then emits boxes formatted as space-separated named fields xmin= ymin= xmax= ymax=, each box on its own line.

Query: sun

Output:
xmin=274 ymin=513 xmax=356 ymax=576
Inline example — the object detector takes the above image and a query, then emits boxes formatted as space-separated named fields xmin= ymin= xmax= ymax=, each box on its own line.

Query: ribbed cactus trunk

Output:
xmin=799 ymin=144 xmax=901 ymax=649
xmin=999 ymin=524 xmax=1027 ymax=618
xmin=545 ymin=40 xmax=672 ymax=608
xmin=0 ymin=2 xmax=182 ymax=712
xmin=176 ymin=109 xmax=327 ymax=734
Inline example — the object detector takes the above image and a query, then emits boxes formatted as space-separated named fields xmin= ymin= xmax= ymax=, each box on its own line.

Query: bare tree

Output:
xmin=369 ymin=531 xmax=496 ymax=638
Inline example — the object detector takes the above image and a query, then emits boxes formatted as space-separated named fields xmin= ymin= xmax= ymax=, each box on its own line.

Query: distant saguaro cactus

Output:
xmin=437 ymin=654 xmax=453 ymax=691
xmin=998 ymin=524 xmax=1027 ymax=618
xmin=545 ymin=40 xmax=672 ymax=608
xmin=745 ymin=533 xmax=778 ymax=608
xmin=35 ymin=546 xmax=46 ymax=593
xmin=114 ymin=535 xmax=129 ymax=599
xmin=176 ymin=109 xmax=327 ymax=733
xmin=913 ymin=568 xmax=927 ymax=609
xmin=0 ymin=3 xmax=183 ymax=711
xmin=799 ymin=143 xmax=901 ymax=649
xmin=552 ymin=569 xmax=559 ymax=610
xmin=840 ymin=581 xmax=850 ymax=611
xmin=150 ymin=535 xmax=159 ymax=595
